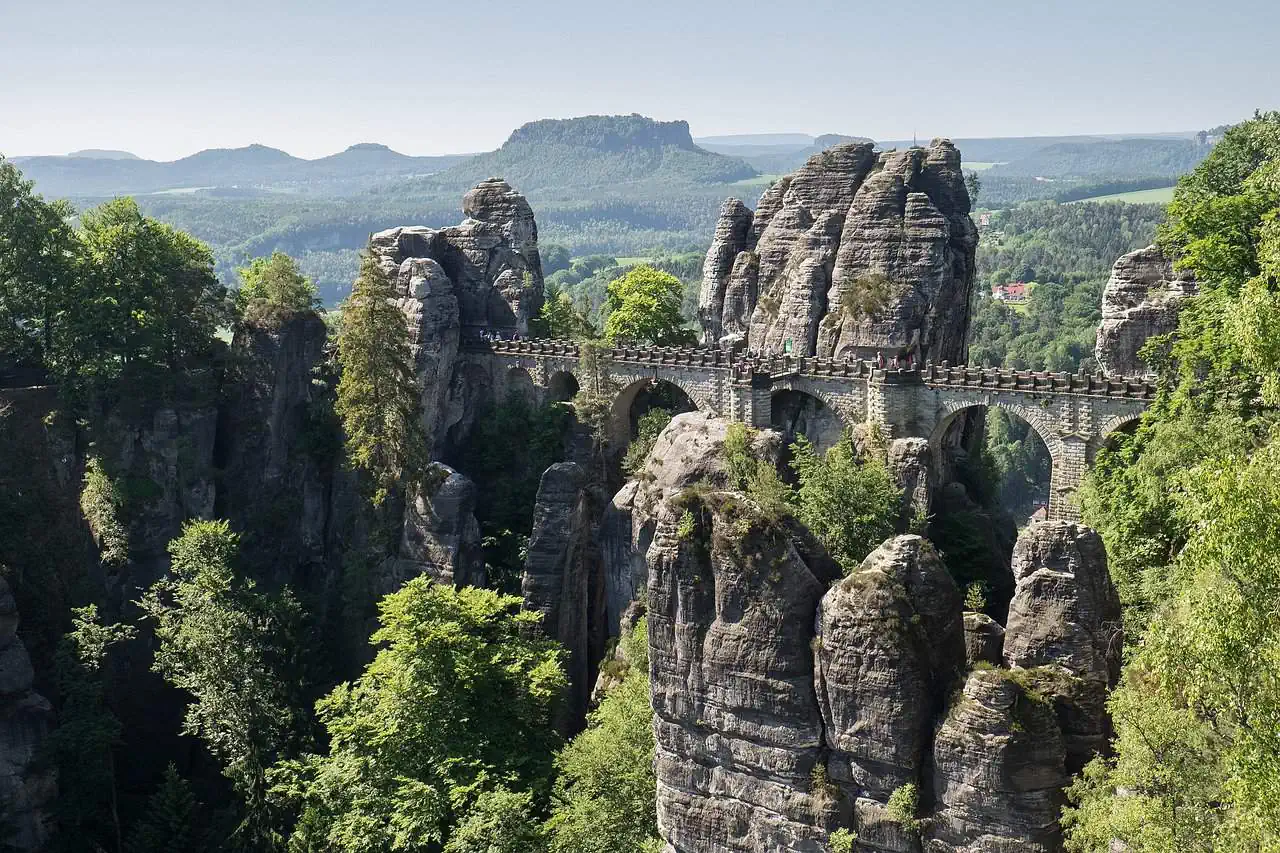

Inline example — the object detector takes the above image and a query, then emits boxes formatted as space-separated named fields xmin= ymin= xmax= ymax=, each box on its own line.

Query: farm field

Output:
xmin=1067 ymin=185 xmax=1176 ymax=204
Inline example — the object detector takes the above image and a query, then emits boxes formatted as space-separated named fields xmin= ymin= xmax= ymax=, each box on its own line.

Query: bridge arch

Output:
xmin=930 ymin=399 xmax=1063 ymax=522
xmin=1098 ymin=411 xmax=1144 ymax=440
xmin=607 ymin=377 xmax=701 ymax=447
xmin=769 ymin=387 xmax=847 ymax=455
xmin=547 ymin=370 xmax=579 ymax=403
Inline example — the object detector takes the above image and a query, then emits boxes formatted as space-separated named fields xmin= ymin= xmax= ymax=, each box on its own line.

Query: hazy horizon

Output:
xmin=4 ymin=0 xmax=1278 ymax=161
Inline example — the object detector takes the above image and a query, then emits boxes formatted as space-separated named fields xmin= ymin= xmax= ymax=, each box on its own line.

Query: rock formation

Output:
xmin=393 ymin=465 xmax=485 ymax=591
xmin=0 ymin=578 xmax=53 ymax=852
xmin=369 ymin=178 xmax=545 ymax=457
xmin=815 ymin=535 xmax=965 ymax=853
xmin=963 ymin=612 xmax=1005 ymax=667
xmin=521 ymin=462 xmax=604 ymax=729
xmin=926 ymin=668 xmax=1069 ymax=852
xmin=698 ymin=140 xmax=978 ymax=362
xmin=1004 ymin=521 xmax=1123 ymax=773
xmin=1095 ymin=244 xmax=1196 ymax=377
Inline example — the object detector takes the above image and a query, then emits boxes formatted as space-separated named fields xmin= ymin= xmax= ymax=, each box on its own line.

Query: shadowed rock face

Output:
xmin=0 ymin=578 xmax=53 ymax=852
xmin=926 ymin=668 xmax=1069 ymax=853
xmin=1004 ymin=521 xmax=1123 ymax=773
xmin=699 ymin=140 xmax=977 ymax=362
xmin=1095 ymin=244 xmax=1196 ymax=377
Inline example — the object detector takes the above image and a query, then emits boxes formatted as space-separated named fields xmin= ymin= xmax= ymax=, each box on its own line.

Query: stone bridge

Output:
xmin=469 ymin=339 xmax=1156 ymax=520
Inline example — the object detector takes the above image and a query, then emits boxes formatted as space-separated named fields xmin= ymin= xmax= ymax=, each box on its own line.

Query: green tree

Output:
xmin=790 ymin=433 xmax=901 ymax=573
xmin=125 ymin=764 xmax=200 ymax=853
xmin=537 ymin=282 xmax=596 ymax=340
xmin=271 ymin=580 xmax=567 ymax=852
xmin=335 ymin=251 xmax=427 ymax=507
xmin=139 ymin=520 xmax=306 ymax=851
xmin=546 ymin=619 xmax=659 ymax=853
xmin=236 ymin=251 xmax=319 ymax=314
xmin=0 ymin=156 xmax=76 ymax=364
xmin=55 ymin=198 xmax=229 ymax=391
xmin=45 ymin=605 xmax=136 ymax=853
xmin=602 ymin=266 xmax=694 ymax=346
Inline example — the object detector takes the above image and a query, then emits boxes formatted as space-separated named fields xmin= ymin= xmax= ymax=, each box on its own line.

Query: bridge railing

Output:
xmin=463 ymin=338 xmax=1158 ymax=399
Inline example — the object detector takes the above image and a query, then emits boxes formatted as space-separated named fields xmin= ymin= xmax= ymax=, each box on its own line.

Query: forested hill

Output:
xmin=417 ymin=114 xmax=758 ymax=191
xmin=8 ymin=143 xmax=469 ymax=197
xmin=988 ymin=137 xmax=1208 ymax=179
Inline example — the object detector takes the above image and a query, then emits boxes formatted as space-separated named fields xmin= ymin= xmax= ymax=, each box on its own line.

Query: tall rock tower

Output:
xmin=698 ymin=140 xmax=978 ymax=363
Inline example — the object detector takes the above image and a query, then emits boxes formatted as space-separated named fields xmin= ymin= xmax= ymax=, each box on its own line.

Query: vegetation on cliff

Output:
xmin=1066 ymin=110 xmax=1280 ymax=850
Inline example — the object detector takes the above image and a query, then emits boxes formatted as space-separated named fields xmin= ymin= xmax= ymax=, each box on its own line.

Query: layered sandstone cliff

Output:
xmin=1094 ymin=244 xmax=1196 ymax=377
xmin=698 ymin=141 xmax=978 ymax=362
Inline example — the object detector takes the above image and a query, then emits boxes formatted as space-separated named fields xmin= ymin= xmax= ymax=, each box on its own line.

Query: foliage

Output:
xmin=1065 ymin=439 xmax=1280 ymax=849
xmin=139 ymin=520 xmax=306 ymax=850
xmin=547 ymin=619 xmax=658 ymax=853
xmin=622 ymin=407 xmax=672 ymax=476
xmin=789 ymin=433 xmax=901 ymax=573
xmin=989 ymin=138 xmax=1207 ymax=180
xmin=444 ymin=787 xmax=544 ymax=853
xmin=125 ymin=764 xmax=201 ymax=853
xmin=271 ymin=580 xmax=567 ymax=852
xmin=721 ymin=423 xmax=790 ymax=524
xmin=602 ymin=266 xmax=695 ymax=346
xmin=1066 ymin=112 xmax=1280 ymax=850
xmin=537 ymin=281 xmax=596 ymax=340
xmin=982 ymin=408 xmax=1051 ymax=518
xmin=828 ymin=827 xmax=857 ymax=853
xmin=963 ymin=582 xmax=989 ymax=612
xmin=45 ymin=605 xmax=136 ymax=853
xmin=886 ymin=783 xmax=920 ymax=833
xmin=236 ymin=250 xmax=320 ymax=314
xmin=335 ymin=251 xmax=426 ymax=508
xmin=840 ymin=273 xmax=897 ymax=319
xmin=55 ymin=197 xmax=230 ymax=394
xmin=454 ymin=395 xmax=570 ymax=592
xmin=0 ymin=156 xmax=76 ymax=364
xmin=80 ymin=456 xmax=129 ymax=568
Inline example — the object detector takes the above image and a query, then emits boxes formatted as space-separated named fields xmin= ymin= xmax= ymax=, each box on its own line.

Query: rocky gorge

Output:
xmin=0 ymin=139 xmax=1186 ymax=851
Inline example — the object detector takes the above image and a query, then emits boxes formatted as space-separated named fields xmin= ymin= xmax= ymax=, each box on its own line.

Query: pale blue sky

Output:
xmin=2 ymin=0 xmax=1277 ymax=160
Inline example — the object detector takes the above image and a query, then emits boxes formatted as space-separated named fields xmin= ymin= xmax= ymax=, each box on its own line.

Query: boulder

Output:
xmin=1004 ymin=521 xmax=1122 ymax=773
xmin=963 ymin=612 xmax=1006 ymax=667
xmin=393 ymin=465 xmax=485 ymax=591
xmin=1094 ymin=244 xmax=1196 ymax=377
xmin=886 ymin=438 xmax=931 ymax=532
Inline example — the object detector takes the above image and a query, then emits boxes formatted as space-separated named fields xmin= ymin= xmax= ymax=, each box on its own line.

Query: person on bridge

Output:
xmin=877 ymin=351 xmax=886 ymax=368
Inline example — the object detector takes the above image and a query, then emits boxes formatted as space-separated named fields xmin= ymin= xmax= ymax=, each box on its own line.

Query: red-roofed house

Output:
xmin=992 ymin=281 xmax=1030 ymax=303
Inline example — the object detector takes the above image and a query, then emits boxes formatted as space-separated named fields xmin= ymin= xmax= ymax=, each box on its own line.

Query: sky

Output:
xmin=2 ymin=0 xmax=1278 ymax=161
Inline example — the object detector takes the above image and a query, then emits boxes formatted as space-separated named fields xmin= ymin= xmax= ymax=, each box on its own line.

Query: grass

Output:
xmin=1066 ymin=185 xmax=1176 ymax=205
xmin=727 ymin=173 xmax=781 ymax=189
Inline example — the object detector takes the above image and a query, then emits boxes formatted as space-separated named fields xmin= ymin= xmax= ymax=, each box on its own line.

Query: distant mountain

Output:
xmin=66 ymin=149 xmax=140 ymax=160
xmin=989 ymin=138 xmax=1207 ymax=179
xmin=422 ymin=114 xmax=757 ymax=191
xmin=10 ymin=143 xmax=469 ymax=198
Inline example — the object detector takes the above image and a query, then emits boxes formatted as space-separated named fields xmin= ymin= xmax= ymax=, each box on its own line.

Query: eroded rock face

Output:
xmin=393 ymin=465 xmax=485 ymax=591
xmin=698 ymin=140 xmax=977 ymax=360
xmin=1095 ymin=244 xmax=1196 ymax=377
xmin=926 ymin=669 xmax=1069 ymax=853
xmin=815 ymin=536 xmax=964 ymax=853
xmin=1004 ymin=521 xmax=1122 ymax=773
xmin=963 ymin=612 xmax=1006 ymax=667
xmin=886 ymin=438 xmax=931 ymax=531
xmin=649 ymin=490 xmax=841 ymax=852
xmin=521 ymin=462 xmax=604 ymax=729
xmin=369 ymin=179 xmax=544 ymax=458
xmin=220 ymin=310 xmax=331 ymax=582
xmin=700 ymin=198 xmax=754 ymax=343
xmin=0 ymin=578 xmax=54 ymax=852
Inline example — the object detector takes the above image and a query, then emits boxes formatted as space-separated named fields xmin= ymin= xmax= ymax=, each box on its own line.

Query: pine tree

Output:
xmin=125 ymin=765 xmax=199 ymax=853
xmin=335 ymin=251 xmax=427 ymax=507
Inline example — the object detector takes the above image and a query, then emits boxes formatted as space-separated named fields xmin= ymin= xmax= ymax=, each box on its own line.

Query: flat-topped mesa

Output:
xmin=698 ymin=138 xmax=977 ymax=362
xmin=1095 ymin=244 xmax=1196 ymax=377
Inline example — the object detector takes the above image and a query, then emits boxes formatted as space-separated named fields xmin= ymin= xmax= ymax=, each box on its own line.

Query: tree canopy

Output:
xmin=602 ymin=265 xmax=695 ymax=346
xmin=236 ymin=250 xmax=319 ymax=315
